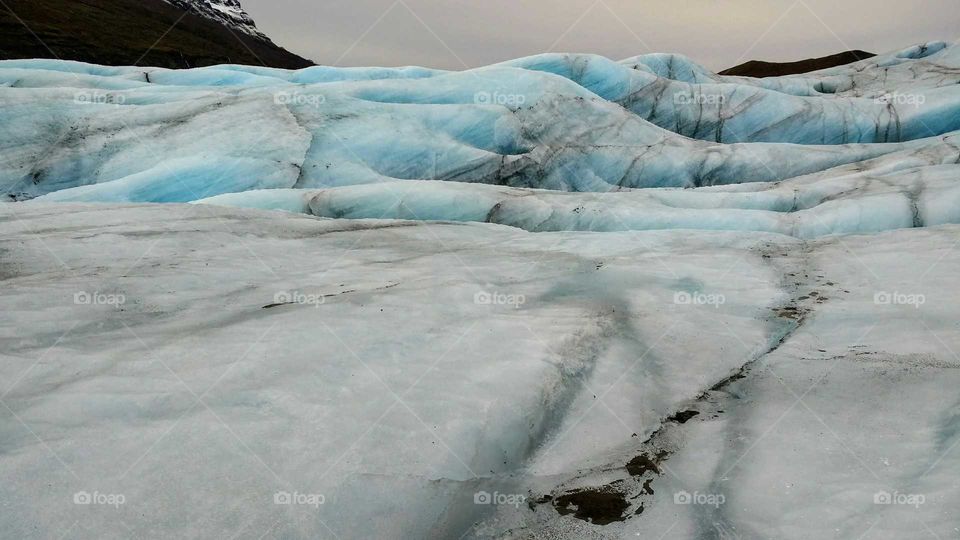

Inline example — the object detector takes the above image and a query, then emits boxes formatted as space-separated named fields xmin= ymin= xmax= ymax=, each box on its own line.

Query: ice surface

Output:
xmin=2 ymin=42 xmax=960 ymax=539
xmin=3 ymin=203 xmax=959 ymax=539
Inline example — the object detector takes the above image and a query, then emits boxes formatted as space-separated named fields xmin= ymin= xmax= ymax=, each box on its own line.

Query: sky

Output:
xmin=241 ymin=0 xmax=960 ymax=71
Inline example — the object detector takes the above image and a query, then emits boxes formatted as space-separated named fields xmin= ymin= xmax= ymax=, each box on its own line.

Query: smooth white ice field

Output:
xmin=2 ymin=41 xmax=960 ymax=539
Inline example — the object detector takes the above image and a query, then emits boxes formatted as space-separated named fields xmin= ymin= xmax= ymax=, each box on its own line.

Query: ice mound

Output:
xmin=3 ymin=41 xmax=960 ymax=205
xmin=196 ymin=137 xmax=960 ymax=238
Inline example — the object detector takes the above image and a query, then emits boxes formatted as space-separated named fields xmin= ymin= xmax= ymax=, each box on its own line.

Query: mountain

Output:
xmin=163 ymin=0 xmax=266 ymax=40
xmin=0 ymin=0 xmax=312 ymax=69
xmin=720 ymin=49 xmax=876 ymax=77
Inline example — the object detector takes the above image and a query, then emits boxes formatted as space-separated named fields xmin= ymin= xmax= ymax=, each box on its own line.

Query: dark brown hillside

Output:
xmin=720 ymin=50 xmax=875 ymax=78
xmin=0 ymin=0 xmax=313 ymax=69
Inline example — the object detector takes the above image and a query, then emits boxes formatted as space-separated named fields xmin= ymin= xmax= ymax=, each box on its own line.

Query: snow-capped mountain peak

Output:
xmin=163 ymin=0 xmax=268 ymax=41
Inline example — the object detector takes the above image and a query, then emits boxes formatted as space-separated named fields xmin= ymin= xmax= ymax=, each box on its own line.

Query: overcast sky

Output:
xmin=241 ymin=0 xmax=959 ymax=71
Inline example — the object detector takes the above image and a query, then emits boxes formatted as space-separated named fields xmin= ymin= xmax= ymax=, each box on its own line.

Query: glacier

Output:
xmin=5 ymin=40 xmax=960 ymax=202
xmin=2 ymin=41 xmax=960 ymax=539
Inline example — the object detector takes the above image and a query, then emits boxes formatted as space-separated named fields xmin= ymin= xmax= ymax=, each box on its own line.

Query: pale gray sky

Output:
xmin=242 ymin=0 xmax=959 ymax=71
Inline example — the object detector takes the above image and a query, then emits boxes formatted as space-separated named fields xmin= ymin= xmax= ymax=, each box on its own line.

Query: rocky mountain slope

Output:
xmin=0 ymin=0 xmax=312 ymax=69
xmin=163 ymin=0 xmax=266 ymax=40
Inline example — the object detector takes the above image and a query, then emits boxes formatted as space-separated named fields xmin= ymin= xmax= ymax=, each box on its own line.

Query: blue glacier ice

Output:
xmin=2 ymin=40 xmax=960 ymax=209
xmin=2 ymin=40 xmax=960 ymax=235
